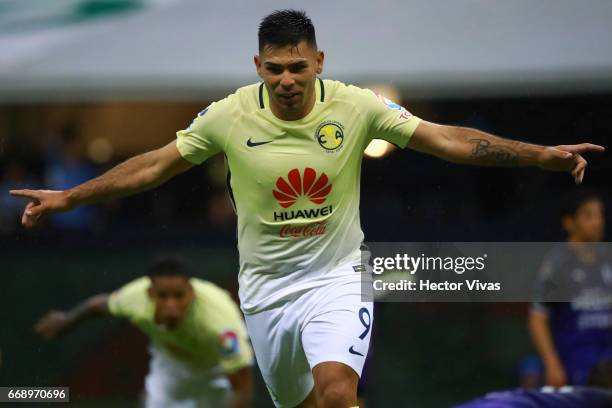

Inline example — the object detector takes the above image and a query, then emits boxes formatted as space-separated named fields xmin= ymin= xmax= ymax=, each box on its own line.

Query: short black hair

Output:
xmin=258 ymin=9 xmax=317 ymax=52
xmin=560 ymin=188 xmax=602 ymax=218
xmin=148 ymin=255 xmax=191 ymax=279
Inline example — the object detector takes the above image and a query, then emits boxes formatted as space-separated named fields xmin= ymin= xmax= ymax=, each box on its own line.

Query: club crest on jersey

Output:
xmin=377 ymin=94 xmax=413 ymax=120
xmin=315 ymin=120 xmax=345 ymax=152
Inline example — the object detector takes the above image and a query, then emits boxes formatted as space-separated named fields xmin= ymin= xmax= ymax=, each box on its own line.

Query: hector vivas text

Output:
xmin=371 ymin=253 xmax=501 ymax=292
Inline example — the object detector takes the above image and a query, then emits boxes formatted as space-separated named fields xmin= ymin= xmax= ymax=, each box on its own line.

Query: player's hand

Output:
xmin=537 ymin=143 xmax=605 ymax=184
xmin=34 ymin=310 xmax=70 ymax=340
xmin=8 ymin=189 xmax=72 ymax=228
xmin=544 ymin=361 xmax=568 ymax=387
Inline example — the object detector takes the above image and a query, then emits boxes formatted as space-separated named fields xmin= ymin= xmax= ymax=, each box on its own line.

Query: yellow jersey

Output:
xmin=108 ymin=277 xmax=253 ymax=373
xmin=176 ymin=79 xmax=421 ymax=313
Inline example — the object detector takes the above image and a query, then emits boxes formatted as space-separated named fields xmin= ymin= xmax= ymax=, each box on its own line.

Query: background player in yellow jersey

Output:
xmin=11 ymin=9 xmax=604 ymax=408
xmin=34 ymin=256 xmax=254 ymax=408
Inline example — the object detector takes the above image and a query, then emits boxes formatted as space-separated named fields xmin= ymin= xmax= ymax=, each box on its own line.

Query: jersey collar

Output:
xmin=258 ymin=77 xmax=325 ymax=109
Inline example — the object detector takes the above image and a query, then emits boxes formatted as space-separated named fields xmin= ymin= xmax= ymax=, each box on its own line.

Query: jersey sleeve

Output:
xmin=175 ymin=96 xmax=234 ymax=165
xmin=215 ymin=297 xmax=254 ymax=374
xmin=356 ymin=87 xmax=422 ymax=148
xmin=531 ymin=254 xmax=558 ymax=315
xmin=107 ymin=277 xmax=150 ymax=319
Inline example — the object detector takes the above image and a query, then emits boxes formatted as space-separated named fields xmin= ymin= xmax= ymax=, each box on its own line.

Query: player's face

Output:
xmin=565 ymin=199 xmax=605 ymax=242
xmin=148 ymin=276 xmax=194 ymax=329
xmin=255 ymin=41 xmax=324 ymax=119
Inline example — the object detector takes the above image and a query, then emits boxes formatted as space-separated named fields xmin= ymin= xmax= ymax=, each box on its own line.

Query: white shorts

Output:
xmin=145 ymin=345 xmax=231 ymax=408
xmin=244 ymin=271 xmax=373 ymax=408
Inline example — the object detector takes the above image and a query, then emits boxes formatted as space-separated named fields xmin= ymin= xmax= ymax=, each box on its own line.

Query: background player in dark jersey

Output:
xmin=454 ymin=359 xmax=612 ymax=408
xmin=529 ymin=190 xmax=612 ymax=386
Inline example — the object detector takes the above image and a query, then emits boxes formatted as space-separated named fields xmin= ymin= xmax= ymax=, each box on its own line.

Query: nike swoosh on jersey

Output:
xmin=348 ymin=345 xmax=364 ymax=356
xmin=246 ymin=138 xmax=272 ymax=147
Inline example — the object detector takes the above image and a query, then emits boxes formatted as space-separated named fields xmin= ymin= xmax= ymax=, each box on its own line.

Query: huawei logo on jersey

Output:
xmin=273 ymin=168 xmax=332 ymax=208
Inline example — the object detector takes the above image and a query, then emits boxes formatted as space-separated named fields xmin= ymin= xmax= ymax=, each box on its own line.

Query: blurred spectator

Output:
xmin=44 ymin=122 xmax=98 ymax=230
xmin=528 ymin=189 xmax=612 ymax=386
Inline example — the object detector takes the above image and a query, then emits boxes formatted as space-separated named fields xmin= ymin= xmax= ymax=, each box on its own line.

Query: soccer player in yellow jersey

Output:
xmin=11 ymin=9 xmax=605 ymax=408
xmin=34 ymin=256 xmax=254 ymax=408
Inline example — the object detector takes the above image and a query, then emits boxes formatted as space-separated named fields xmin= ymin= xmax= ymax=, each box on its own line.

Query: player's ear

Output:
xmin=315 ymin=50 xmax=324 ymax=75
xmin=254 ymin=55 xmax=262 ymax=77
xmin=561 ymin=215 xmax=574 ymax=234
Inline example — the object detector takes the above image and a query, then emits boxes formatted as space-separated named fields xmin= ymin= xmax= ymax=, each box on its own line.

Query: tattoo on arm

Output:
xmin=469 ymin=138 xmax=520 ymax=166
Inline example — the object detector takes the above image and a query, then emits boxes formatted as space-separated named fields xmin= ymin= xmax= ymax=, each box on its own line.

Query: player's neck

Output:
xmin=269 ymin=88 xmax=316 ymax=121
xmin=567 ymin=239 xmax=598 ymax=264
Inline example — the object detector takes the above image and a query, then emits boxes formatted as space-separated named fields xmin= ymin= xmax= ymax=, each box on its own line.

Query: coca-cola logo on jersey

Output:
xmin=279 ymin=221 xmax=327 ymax=238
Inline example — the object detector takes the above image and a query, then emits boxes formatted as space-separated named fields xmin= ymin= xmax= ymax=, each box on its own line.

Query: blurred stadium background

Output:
xmin=1 ymin=0 xmax=611 ymax=407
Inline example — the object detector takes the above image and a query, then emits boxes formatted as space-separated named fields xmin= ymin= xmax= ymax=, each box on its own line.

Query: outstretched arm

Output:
xmin=528 ymin=309 xmax=567 ymax=387
xmin=10 ymin=141 xmax=193 ymax=228
xmin=408 ymin=121 xmax=605 ymax=184
xmin=34 ymin=294 xmax=110 ymax=340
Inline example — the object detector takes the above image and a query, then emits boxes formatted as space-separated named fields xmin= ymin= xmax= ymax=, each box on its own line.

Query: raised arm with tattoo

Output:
xmin=10 ymin=141 xmax=193 ymax=228
xmin=409 ymin=121 xmax=605 ymax=184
